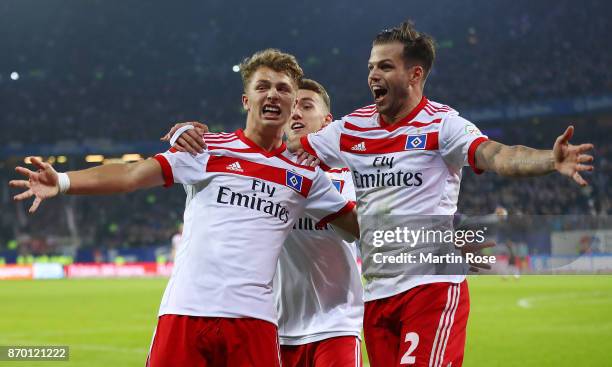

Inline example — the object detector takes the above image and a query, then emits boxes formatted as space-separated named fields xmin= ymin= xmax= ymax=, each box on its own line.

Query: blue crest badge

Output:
xmin=405 ymin=134 xmax=428 ymax=150
xmin=286 ymin=171 xmax=304 ymax=192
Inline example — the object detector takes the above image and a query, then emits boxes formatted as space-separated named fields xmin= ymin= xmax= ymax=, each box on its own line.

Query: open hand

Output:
xmin=9 ymin=157 xmax=60 ymax=213
xmin=553 ymin=126 xmax=594 ymax=186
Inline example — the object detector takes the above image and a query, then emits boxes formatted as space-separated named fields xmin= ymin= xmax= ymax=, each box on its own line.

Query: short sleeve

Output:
xmin=304 ymin=168 xmax=355 ymax=228
xmin=300 ymin=119 xmax=346 ymax=170
xmin=439 ymin=114 xmax=488 ymax=174
xmin=153 ymin=149 xmax=209 ymax=187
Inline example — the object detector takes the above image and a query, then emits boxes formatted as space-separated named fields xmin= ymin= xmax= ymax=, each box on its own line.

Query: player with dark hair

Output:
xmin=286 ymin=21 xmax=594 ymax=367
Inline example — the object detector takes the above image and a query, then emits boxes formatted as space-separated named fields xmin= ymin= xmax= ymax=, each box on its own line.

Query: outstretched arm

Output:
xmin=9 ymin=157 xmax=164 ymax=212
xmin=474 ymin=126 xmax=594 ymax=185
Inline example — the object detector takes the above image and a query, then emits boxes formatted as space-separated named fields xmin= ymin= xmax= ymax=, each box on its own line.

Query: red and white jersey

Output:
xmin=275 ymin=168 xmax=364 ymax=345
xmin=300 ymin=97 xmax=488 ymax=301
xmin=153 ymin=129 xmax=354 ymax=324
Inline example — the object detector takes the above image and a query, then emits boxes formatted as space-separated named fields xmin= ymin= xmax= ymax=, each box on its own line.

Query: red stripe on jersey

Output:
xmin=423 ymin=104 xmax=437 ymax=116
xmin=207 ymin=146 xmax=260 ymax=153
xmin=235 ymin=129 xmax=287 ymax=158
xmin=153 ymin=154 xmax=174 ymax=187
xmin=409 ymin=118 xmax=443 ymax=128
xmin=204 ymin=133 xmax=237 ymax=138
xmin=467 ymin=137 xmax=488 ymax=175
xmin=315 ymin=201 xmax=356 ymax=229
xmin=206 ymin=155 xmax=313 ymax=197
xmin=204 ymin=133 xmax=237 ymax=139
xmin=205 ymin=132 xmax=235 ymax=136
xmin=348 ymin=105 xmax=377 ymax=117
xmin=327 ymin=167 xmax=350 ymax=173
xmin=424 ymin=103 xmax=451 ymax=116
xmin=348 ymin=112 xmax=377 ymax=118
xmin=340 ymin=132 xmax=439 ymax=154
xmin=344 ymin=118 xmax=442 ymax=132
xmin=275 ymin=153 xmax=316 ymax=172
xmin=300 ymin=135 xmax=332 ymax=171
xmin=204 ymin=137 xmax=239 ymax=143
xmin=428 ymin=102 xmax=451 ymax=111
xmin=205 ymin=133 xmax=236 ymax=136
xmin=353 ymin=105 xmax=376 ymax=112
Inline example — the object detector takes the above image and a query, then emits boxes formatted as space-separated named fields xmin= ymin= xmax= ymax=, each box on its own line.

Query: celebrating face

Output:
xmin=242 ymin=66 xmax=298 ymax=130
xmin=368 ymin=42 xmax=417 ymax=119
xmin=285 ymin=88 xmax=332 ymax=141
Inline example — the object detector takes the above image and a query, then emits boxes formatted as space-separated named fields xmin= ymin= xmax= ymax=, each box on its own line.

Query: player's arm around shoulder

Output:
xmin=292 ymin=119 xmax=346 ymax=169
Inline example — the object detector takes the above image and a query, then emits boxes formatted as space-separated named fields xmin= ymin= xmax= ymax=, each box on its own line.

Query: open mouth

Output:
xmin=290 ymin=121 xmax=305 ymax=131
xmin=262 ymin=104 xmax=281 ymax=118
xmin=372 ymin=85 xmax=388 ymax=103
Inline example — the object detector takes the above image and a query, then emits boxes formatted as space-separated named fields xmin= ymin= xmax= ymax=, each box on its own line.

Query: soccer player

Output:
xmin=284 ymin=22 xmax=594 ymax=367
xmin=156 ymin=22 xmax=595 ymax=366
xmin=277 ymin=79 xmax=363 ymax=367
xmin=165 ymin=78 xmax=365 ymax=367
xmin=9 ymin=49 xmax=359 ymax=367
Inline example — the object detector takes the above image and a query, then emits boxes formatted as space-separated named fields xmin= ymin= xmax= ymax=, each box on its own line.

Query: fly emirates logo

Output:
xmin=216 ymin=179 xmax=290 ymax=223
xmin=352 ymin=156 xmax=423 ymax=189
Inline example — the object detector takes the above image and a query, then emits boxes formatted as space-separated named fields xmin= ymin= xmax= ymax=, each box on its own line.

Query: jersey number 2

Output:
xmin=400 ymin=332 xmax=419 ymax=365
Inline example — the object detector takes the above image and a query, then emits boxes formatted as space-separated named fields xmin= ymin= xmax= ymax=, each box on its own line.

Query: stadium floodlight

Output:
xmin=232 ymin=65 xmax=240 ymax=72
xmin=103 ymin=158 xmax=124 ymax=164
xmin=57 ymin=156 xmax=67 ymax=163
xmin=24 ymin=156 xmax=43 ymax=164
xmin=85 ymin=155 xmax=104 ymax=163
xmin=10 ymin=72 xmax=19 ymax=80
xmin=122 ymin=153 xmax=143 ymax=162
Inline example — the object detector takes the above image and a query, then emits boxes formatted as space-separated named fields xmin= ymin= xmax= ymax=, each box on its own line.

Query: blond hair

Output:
xmin=240 ymin=49 xmax=304 ymax=91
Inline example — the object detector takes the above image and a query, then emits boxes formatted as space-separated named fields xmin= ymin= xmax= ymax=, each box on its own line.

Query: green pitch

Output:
xmin=0 ymin=276 xmax=610 ymax=366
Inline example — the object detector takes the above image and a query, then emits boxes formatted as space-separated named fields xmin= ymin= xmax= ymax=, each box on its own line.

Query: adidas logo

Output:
xmin=226 ymin=161 xmax=243 ymax=172
xmin=351 ymin=142 xmax=366 ymax=151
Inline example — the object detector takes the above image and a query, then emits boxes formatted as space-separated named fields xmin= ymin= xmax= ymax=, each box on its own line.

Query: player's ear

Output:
xmin=242 ymin=94 xmax=249 ymax=112
xmin=324 ymin=113 xmax=333 ymax=125
xmin=409 ymin=65 xmax=424 ymax=85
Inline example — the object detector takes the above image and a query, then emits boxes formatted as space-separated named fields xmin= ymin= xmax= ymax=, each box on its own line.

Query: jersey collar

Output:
xmin=378 ymin=96 xmax=428 ymax=130
xmin=235 ymin=128 xmax=287 ymax=157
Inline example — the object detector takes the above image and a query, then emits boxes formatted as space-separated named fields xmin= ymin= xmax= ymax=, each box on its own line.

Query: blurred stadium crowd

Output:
xmin=1 ymin=0 xmax=610 ymax=256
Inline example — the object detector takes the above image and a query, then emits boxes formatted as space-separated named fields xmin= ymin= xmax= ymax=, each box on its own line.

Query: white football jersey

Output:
xmin=154 ymin=129 xmax=355 ymax=324
xmin=275 ymin=168 xmax=364 ymax=345
xmin=301 ymin=97 xmax=488 ymax=301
